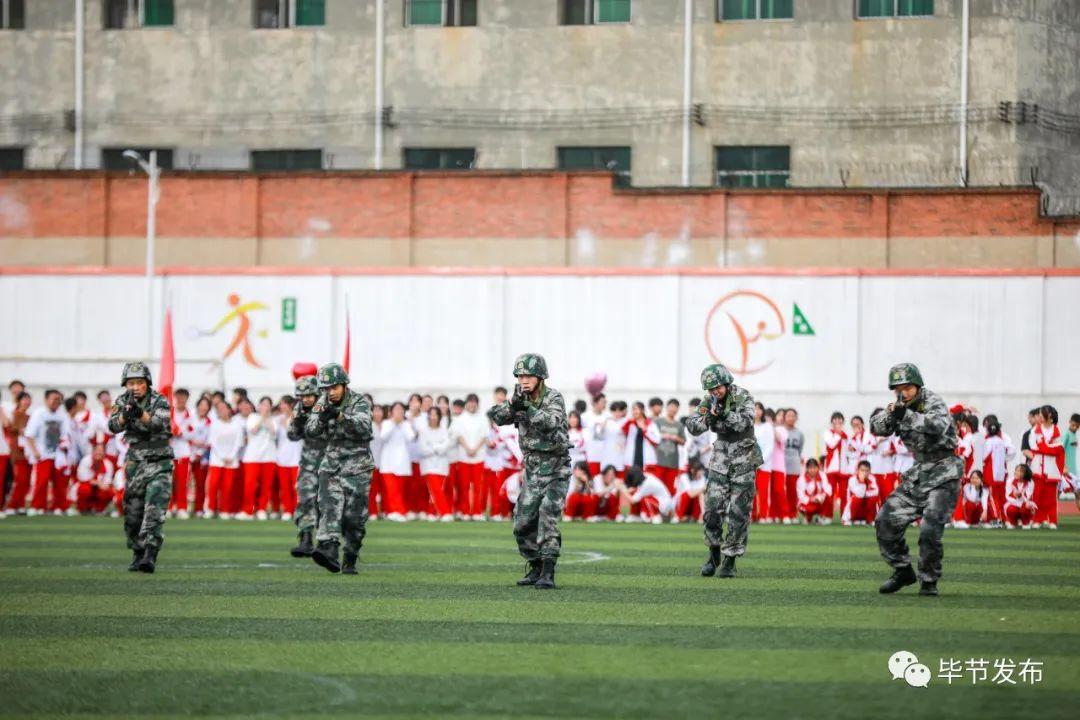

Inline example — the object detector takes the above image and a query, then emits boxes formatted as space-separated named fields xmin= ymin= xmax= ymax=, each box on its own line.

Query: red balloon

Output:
xmin=585 ymin=372 xmax=607 ymax=397
xmin=292 ymin=362 xmax=318 ymax=380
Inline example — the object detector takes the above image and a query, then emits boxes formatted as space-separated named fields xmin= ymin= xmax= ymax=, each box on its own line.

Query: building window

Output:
xmin=254 ymin=0 xmax=325 ymax=29
xmin=558 ymin=146 xmax=631 ymax=187
xmin=719 ymin=0 xmax=793 ymax=21
xmin=856 ymin=0 xmax=933 ymax=18
xmin=1 ymin=0 xmax=26 ymax=29
xmin=0 ymin=147 xmax=25 ymax=170
xmin=407 ymin=0 xmax=477 ymax=26
xmin=560 ymin=0 xmax=630 ymax=25
xmin=104 ymin=0 xmax=174 ymax=29
xmin=715 ymin=146 xmax=789 ymax=188
xmin=251 ymin=149 xmax=323 ymax=171
xmin=403 ymin=148 xmax=476 ymax=170
xmin=101 ymin=148 xmax=175 ymax=170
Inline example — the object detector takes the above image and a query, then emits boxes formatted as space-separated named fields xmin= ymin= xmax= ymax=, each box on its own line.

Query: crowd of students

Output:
xmin=1 ymin=379 xmax=1075 ymax=529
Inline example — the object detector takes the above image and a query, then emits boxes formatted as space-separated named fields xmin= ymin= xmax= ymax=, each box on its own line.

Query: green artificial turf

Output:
xmin=1 ymin=516 xmax=1077 ymax=719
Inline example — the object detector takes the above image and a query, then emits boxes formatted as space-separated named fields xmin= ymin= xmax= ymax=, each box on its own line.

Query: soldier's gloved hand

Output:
xmin=123 ymin=402 xmax=142 ymax=423
xmin=510 ymin=385 xmax=528 ymax=411
xmin=890 ymin=403 xmax=907 ymax=421
xmin=323 ymin=404 xmax=340 ymax=421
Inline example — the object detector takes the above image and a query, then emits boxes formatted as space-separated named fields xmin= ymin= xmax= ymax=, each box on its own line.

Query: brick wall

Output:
xmin=1 ymin=171 xmax=1076 ymax=268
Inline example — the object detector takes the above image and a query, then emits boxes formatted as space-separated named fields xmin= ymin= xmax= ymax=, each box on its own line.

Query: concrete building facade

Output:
xmin=0 ymin=0 xmax=1077 ymax=206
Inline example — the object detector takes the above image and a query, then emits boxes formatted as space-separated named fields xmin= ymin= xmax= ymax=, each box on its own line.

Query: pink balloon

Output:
xmin=584 ymin=372 xmax=607 ymax=397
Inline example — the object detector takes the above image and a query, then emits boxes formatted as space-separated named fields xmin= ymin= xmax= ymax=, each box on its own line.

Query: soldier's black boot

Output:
xmin=341 ymin=553 xmax=358 ymax=575
xmin=137 ymin=546 xmax=158 ymax=574
xmin=290 ymin=530 xmax=314 ymax=558
xmin=535 ymin=559 xmax=557 ymax=590
xmin=878 ymin=565 xmax=917 ymax=594
xmin=919 ymin=580 xmax=939 ymax=597
xmin=312 ymin=542 xmax=341 ymax=573
xmin=516 ymin=560 xmax=543 ymax=586
xmin=128 ymin=548 xmax=142 ymax=572
xmin=718 ymin=555 xmax=737 ymax=578
xmin=701 ymin=547 xmax=722 ymax=577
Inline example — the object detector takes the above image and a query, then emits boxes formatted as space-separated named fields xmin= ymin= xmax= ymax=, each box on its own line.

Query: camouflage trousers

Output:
xmin=123 ymin=457 xmax=172 ymax=551
xmin=702 ymin=470 xmax=757 ymax=558
xmin=316 ymin=462 xmax=374 ymax=559
xmin=294 ymin=464 xmax=320 ymax=533
xmin=514 ymin=470 xmax=570 ymax=561
xmin=875 ymin=456 xmax=963 ymax=582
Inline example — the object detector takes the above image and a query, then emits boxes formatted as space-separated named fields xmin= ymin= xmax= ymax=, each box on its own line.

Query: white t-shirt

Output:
xmin=275 ymin=414 xmax=302 ymax=467
xmin=76 ymin=455 xmax=115 ymax=486
xmin=450 ymin=411 xmax=488 ymax=465
xmin=24 ymin=406 xmax=73 ymax=462
xmin=582 ymin=409 xmax=609 ymax=463
xmin=243 ymin=413 xmax=277 ymax=463
xmin=483 ymin=426 xmax=505 ymax=472
xmin=600 ymin=416 xmax=626 ymax=471
xmin=189 ymin=416 xmax=212 ymax=463
xmin=379 ymin=419 xmax=416 ymax=476
xmin=867 ymin=435 xmax=895 ymax=475
xmin=417 ymin=423 xmax=452 ymax=476
xmin=629 ymin=473 xmax=674 ymax=514
xmin=568 ymin=427 xmax=587 ymax=466
xmin=208 ymin=418 xmax=242 ymax=468
xmin=171 ymin=408 xmax=194 ymax=459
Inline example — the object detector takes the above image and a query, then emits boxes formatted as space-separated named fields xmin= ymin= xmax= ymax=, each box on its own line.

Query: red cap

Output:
xmin=292 ymin=362 xmax=318 ymax=380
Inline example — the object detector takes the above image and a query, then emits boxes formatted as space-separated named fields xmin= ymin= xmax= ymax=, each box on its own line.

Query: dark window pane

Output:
xmin=144 ymin=0 xmax=174 ymax=26
xmin=561 ymin=0 xmax=587 ymax=25
xmin=409 ymin=0 xmax=444 ymax=25
xmin=5 ymin=0 xmax=26 ymax=29
xmin=255 ymin=0 xmax=283 ymax=28
xmin=898 ymin=0 xmax=932 ymax=16
xmin=721 ymin=0 xmax=755 ymax=20
xmin=753 ymin=146 xmax=789 ymax=171
xmin=858 ymin=0 xmax=892 ymax=17
xmin=458 ymin=0 xmax=478 ymax=26
xmin=596 ymin=0 xmax=630 ymax=23
xmin=715 ymin=147 xmax=752 ymax=171
xmin=102 ymin=148 xmax=174 ymax=171
xmin=404 ymin=148 xmax=475 ymax=170
xmin=105 ymin=0 xmax=132 ymax=28
xmin=715 ymin=146 xmax=789 ymax=187
xmin=761 ymin=0 xmax=792 ymax=19
xmin=296 ymin=0 xmax=325 ymax=25
xmin=0 ymin=147 xmax=25 ymax=170
xmin=251 ymin=149 xmax=322 ymax=171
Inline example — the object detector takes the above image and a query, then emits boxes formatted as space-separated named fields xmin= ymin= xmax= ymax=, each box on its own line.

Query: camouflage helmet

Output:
xmin=513 ymin=353 xmax=548 ymax=380
xmin=888 ymin=363 xmax=924 ymax=389
xmin=295 ymin=375 xmax=318 ymax=396
xmin=700 ymin=363 xmax=733 ymax=391
xmin=316 ymin=362 xmax=350 ymax=389
xmin=120 ymin=362 xmax=153 ymax=387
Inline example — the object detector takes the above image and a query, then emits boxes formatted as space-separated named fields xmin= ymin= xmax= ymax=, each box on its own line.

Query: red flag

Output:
xmin=159 ymin=307 xmax=178 ymax=434
xmin=342 ymin=306 xmax=351 ymax=374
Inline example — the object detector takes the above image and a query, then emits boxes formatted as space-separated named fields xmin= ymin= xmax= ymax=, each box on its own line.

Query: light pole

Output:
xmin=124 ymin=149 xmax=160 ymax=357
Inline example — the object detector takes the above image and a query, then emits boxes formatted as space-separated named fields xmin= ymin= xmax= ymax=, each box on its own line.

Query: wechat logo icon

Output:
xmin=888 ymin=650 xmax=931 ymax=688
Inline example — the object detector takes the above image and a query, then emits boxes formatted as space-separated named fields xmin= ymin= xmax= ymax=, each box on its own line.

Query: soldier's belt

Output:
xmin=914 ymin=448 xmax=956 ymax=464
xmin=128 ymin=438 xmax=170 ymax=450
xmin=716 ymin=427 xmax=754 ymax=442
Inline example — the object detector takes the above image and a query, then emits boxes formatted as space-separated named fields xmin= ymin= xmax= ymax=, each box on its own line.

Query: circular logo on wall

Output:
xmin=704 ymin=291 xmax=787 ymax=375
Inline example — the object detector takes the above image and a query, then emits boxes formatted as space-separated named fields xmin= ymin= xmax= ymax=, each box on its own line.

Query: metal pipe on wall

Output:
xmin=681 ymin=0 xmax=693 ymax=187
xmin=959 ymin=0 xmax=970 ymax=186
xmin=74 ymin=0 xmax=85 ymax=169
xmin=374 ymin=0 xmax=385 ymax=170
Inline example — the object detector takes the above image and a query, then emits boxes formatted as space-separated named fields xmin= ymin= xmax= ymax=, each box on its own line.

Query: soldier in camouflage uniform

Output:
xmin=106 ymin=362 xmax=174 ymax=574
xmin=488 ymin=353 xmax=571 ymax=590
xmin=684 ymin=363 xmax=763 ymax=579
xmin=288 ymin=374 xmax=326 ymax=559
xmin=304 ymin=363 xmax=375 ymax=575
xmin=870 ymin=363 xmax=962 ymax=597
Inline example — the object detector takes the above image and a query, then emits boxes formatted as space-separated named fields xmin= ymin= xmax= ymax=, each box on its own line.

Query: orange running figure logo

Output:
xmin=205 ymin=293 xmax=270 ymax=369
xmin=704 ymin=291 xmax=786 ymax=375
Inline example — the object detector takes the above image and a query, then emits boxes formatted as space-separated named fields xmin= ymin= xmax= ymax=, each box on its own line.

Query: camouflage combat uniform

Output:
xmin=107 ymin=385 xmax=174 ymax=554
xmin=304 ymin=387 xmax=375 ymax=561
xmin=685 ymin=383 xmax=763 ymax=559
xmin=488 ymin=368 xmax=571 ymax=563
xmin=870 ymin=384 xmax=962 ymax=583
xmin=288 ymin=385 xmax=327 ymax=535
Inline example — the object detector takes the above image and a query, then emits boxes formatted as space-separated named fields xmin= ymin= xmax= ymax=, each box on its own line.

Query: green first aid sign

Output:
xmin=281 ymin=298 xmax=297 ymax=332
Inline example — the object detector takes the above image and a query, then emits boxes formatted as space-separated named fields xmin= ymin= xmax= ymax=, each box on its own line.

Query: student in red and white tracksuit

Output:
xmin=417 ymin=406 xmax=454 ymax=521
xmin=866 ymin=429 xmax=896 ymax=506
xmin=892 ymin=435 xmax=914 ymax=479
xmin=564 ymin=462 xmax=600 ymax=520
xmin=379 ymin=403 xmax=415 ymax=521
xmin=582 ymin=395 xmax=609 ymax=478
xmin=592 ymin=465 xmax=622 ymax=521
xmin=189 ymin=397 xmax=212 ymax=518
xmin=450 ymin=395 xmax=488 ymax=519
xmin=1004 ymin=464 xmax=1038 ymax=528
xmin=842 ymin=461 xmax=879 ymax=525
xmin=368 ymin=403 xmax=386 ymax=516
xmin=406 ymin=399 xmax=429 ymax=518
xmin=74 ymin=443 xmax=115 ymax=514
xmin=492 ymin=423 xmax=521 ymax=520
xmin=752 ymin=404 xmax=771 ymax=521
xmin=274 ymin=398 xmax=301 ymax=521
xmin=206 ymin=404 xmax=242 ymax=517
xmin=600 ymin=404 xmax=627 ymax=478
xmin=481 ymin=422 xmax=506 ymax=520
xmin=620 ymin=466 xmax=673 ymax=524
xmin=769 ymin=416 xmax=789 ymax=522
xmin=622 ymin=403 xmax=661 ymax=474
xmin=796 ymin=459 xmax=832 ymax=524
xmin=982 ymin=421 xmax=1012 ymax=523
xmin=952 ymin=421 xmax=978 ymax=525
xmin=839 ymin=416 xmax=869 ymax=518
xmin=169 ymin=389 xmax=195 ymax=517
xmin=672 ymin=461 xmax=707 ymax=523
xmin=567 ymin=410 xmax=587 ymax=469
xmin=0 ymin=398 xmax=10 ymax=506
xmin=241 ymin=398 xmax=278 ymax=519
xmin=823 ymin=412 xmax=848 ymax=522
xmin=961 ymin=470 xmax=989 ymax=527
xmin=1030 ymin=408 xmax=1064 ymax=528
xmin=24 ymin=391 xmax=73 ymax=514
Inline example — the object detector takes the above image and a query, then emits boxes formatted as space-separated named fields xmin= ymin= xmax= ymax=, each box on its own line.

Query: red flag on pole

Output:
xmin=159 ymin=307 xmax=178 ymax=434
xmin=342 ymin=305 xmax=351 ymax=374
